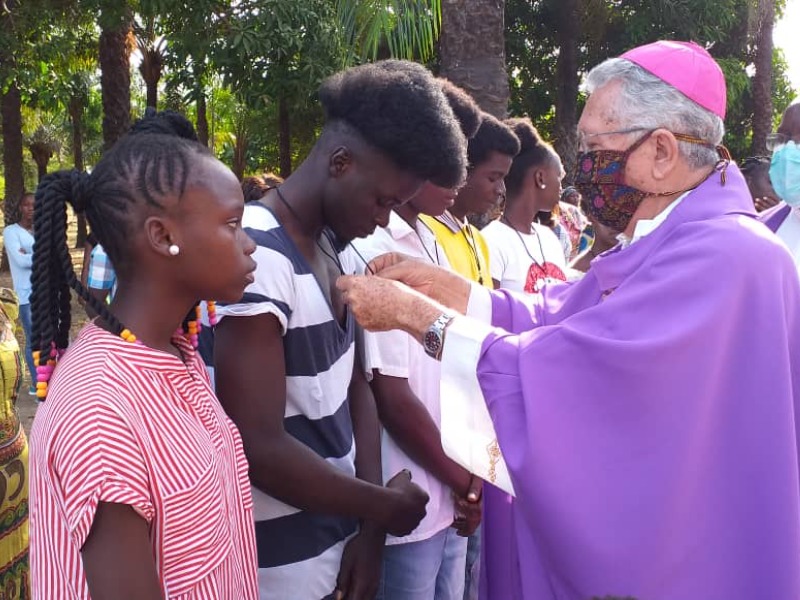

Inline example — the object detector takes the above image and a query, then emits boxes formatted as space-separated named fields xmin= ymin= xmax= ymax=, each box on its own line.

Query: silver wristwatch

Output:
xmin=423 ymin=313 xmax=455 ymax=360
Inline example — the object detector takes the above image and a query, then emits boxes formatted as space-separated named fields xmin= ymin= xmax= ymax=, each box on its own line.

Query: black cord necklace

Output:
xmin=274 ymin=186 xmax=374 ymax=275
xmin=459 ymin=221 xmax=485 ymax=286
xmin=414 ymin=218 xmax=440 ymax=265
xmin=502 ymin=215 xmax=547 ymax=268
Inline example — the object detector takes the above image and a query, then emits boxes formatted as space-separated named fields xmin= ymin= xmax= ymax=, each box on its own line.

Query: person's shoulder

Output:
xmin=38 ymin=333 xmax=127 ymax=433
xmin=243 ymin=204 xmax=306 ymax=276
xmin=533 ymin=222 xmax=562 ymax=244
xmin=48 ymin=326 xmax=128 ymax=390
xmin=2 ymin=223 xmax=20 ymax=238
xmin=668 ymin=212 xmax=795 ymax=278
xmin=481 ymin=220 xmax=509 ymax=242
xmin=242 ymin=201 xmax=279 ymax=231
xmin=420 ymin=214 xmax=453 ymax=238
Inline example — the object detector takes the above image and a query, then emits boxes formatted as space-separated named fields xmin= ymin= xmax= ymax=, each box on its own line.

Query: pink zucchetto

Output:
xmin=621 ymin=40 xmax=727 ymax=119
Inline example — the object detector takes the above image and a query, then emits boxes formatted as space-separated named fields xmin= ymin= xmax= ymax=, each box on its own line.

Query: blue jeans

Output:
xmin=19 ymin=303 xmax=35 ymax=389
xmin=463 ymin=526 xmax=480 ymax=600
xmin=377 ymin=527 xmax=467 ymax=600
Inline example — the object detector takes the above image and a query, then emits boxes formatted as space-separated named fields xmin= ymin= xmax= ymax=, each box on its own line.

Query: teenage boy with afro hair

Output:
xmin=214 ymin=60 xmax=467 ymax=600
xmin=351 ymin=77 xmax=483 ymax=600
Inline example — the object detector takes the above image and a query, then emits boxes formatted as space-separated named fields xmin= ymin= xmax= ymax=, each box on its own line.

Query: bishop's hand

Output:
xmin=337 ymin=274 xmax=445 ymax=340
xmin=367 ymin=252 xmax=473 ymax=315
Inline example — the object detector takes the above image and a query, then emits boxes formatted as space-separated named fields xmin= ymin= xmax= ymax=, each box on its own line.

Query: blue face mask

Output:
xmin=769 ymin=141 xmax=800 ymax=207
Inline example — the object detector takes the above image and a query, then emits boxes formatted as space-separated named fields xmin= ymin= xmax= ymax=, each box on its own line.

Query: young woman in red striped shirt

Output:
xmin=28 ymin=110 xmax=259 ymax=600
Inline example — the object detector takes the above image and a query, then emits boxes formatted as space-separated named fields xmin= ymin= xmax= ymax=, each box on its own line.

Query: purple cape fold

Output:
xmin=476 ymin=165 xmax=800 ymax=599
xmin=760 ymin=202 xmax=792 ymax=233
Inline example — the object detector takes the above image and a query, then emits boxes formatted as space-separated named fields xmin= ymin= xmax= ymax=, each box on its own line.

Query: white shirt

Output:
xmin=351 ymin=211 xmax=456 ymax=544
xmin=775 ymin=207 xmax=800 ymax=279
xmin=482 ymin=219 xmax=567 ymax=293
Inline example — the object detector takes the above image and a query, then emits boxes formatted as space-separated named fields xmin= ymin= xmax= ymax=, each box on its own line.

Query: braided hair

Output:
xmin=503 ymin=117 xmax=559 ymax=201
xmin=30 ymin=109 xmax=211 ymax=399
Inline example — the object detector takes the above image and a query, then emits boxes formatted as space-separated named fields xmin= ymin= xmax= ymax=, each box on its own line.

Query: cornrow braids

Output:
xmin=31 ymin=171 xmax=128 ymax=399
xmin=31 ymin=110 xmax=214 ymax=400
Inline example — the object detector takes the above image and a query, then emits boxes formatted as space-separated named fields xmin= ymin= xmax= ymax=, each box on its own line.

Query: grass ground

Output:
xmin=0 ymin=209 xmax=88 ymax=434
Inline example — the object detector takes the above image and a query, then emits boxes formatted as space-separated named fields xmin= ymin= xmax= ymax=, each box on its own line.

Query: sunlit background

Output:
xmin=775 ymin=1 xmax=800 ymax=93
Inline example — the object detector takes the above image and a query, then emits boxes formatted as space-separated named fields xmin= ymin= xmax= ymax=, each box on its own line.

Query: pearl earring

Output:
xmin=168 ymin=244 xmax=180 ymax=256
xmin=540 ymin=184 xmax=547 ymax=189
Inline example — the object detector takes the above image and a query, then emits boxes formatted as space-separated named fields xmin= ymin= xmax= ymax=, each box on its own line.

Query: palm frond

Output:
xmin=336 ymin=0 xmax=442 ymax=64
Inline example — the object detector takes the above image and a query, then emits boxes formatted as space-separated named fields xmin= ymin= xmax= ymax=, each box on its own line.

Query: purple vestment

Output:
xmin=760 ymin=202 xmax=793 ymax=233
xmin=475 ymin=166 xmax=800 ymax=599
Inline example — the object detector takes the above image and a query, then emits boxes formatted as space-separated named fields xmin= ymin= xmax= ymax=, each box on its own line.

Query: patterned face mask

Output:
xmin=574 ymin=129 xmax=729 ymax=231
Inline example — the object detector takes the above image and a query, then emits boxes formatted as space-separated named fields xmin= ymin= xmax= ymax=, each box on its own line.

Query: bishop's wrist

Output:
xmin=398 ymin=295 xmax=442 ymax=338
xmin=421 ymin=311 xmax=456 ymax=361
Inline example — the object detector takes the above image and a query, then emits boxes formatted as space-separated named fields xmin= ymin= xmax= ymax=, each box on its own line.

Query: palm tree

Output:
xmin=438 ymin=0 xmax=509 ymax=118
xmin=1 ymin=0 xmax=26 ymax=234
xmin=135 ymin=15 xmax=167 ymax=109
xmin=554 ymin=0 xmax=580 ymax=182
xmin=98 ymin=4 xmax=133 ymax=151
xmin=26 ymin=124 xmax=61 ymax=182
xmin=750 ymin=0 xmax=775 ymax=155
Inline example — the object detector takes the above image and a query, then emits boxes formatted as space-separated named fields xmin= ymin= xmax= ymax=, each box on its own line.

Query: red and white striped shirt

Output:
xmin=29 ymin=323 xmax=258 ymax=599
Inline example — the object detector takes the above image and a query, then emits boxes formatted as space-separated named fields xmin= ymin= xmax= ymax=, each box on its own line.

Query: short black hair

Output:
xmin=30 ymin=110 xmax=211 ymax=398
xmin=740 ymin=155 xmax=771 ymax=180
xmin=468 ymin=114 xmax=520 ymax=168
xmin=318 ymin=60 xmax=467 ymax=188
xmin=241 ymin=175 xmax=270 ymax=203
xmin=438 ymin=79 xmax=482 ymax=139
xmin=504 ymin=117 xmax=558 ymax=200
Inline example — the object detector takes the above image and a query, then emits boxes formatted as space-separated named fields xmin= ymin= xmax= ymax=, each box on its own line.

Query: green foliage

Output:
xmin=213 ymin=0 xmax=345 ymax=105
xmin=2 ymin=0 xmax=795 ymax=187
xmin=337 ymin=0 xmax=441 ymax=64
xmin=506 ymin=0 xmax=797 ymax=162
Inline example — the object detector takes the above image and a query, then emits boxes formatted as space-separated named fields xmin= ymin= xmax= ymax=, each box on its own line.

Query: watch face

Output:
xmin=424 ymin=330 xmax=442 ymax=355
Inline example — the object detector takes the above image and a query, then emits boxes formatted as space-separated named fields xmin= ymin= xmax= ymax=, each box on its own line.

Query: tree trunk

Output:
xmin=553 ymin=0 xmax=580 ymax=183
xmin=139 ymin=49 xmax=161 ymax=108
xmin=439 ymin=0 xmax=509 ymax=118
xmin=30 ymin=146 xmax=52 ymax=181
xmin=0 ymin=1 xmax=23 ymax=271
xmin=233 ymin=123 xmax=248 ymax=181
xmin=145 ymin=76 xmax=158 ymax=109
xmin=278 ymin=96 xmax=292 ymax=178
xmin=99 ymin=17 xmax=132 ymax=152
xmin=196 ymin=91 xmax=209 ymax=147
xmin=750 ymin=0 xmax=774 ymax=155
xmin=1 ymin=84 xmax=25 ymax=226
xmin=69 ymin=96 xmax=88 ymax=247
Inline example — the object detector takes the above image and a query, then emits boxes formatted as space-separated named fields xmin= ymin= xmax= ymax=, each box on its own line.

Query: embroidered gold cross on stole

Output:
xmin=487 ymin=439 xmax=502 ymax=483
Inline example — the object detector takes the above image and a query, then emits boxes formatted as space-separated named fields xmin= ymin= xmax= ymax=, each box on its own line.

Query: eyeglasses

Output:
xmin=576 ymin=127 xmax=651 ymax=150
xmin=766 ymin=133 xmax=788 ymax=152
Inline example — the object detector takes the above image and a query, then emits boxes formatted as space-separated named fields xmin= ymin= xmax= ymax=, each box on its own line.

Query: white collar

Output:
xmin=384 ymin=210 xmax=417 ymax=241
xmin=435 ymin=210 xmax=468 ymax=234
xmin=617 ymin=192 xmax=690 ymax=248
